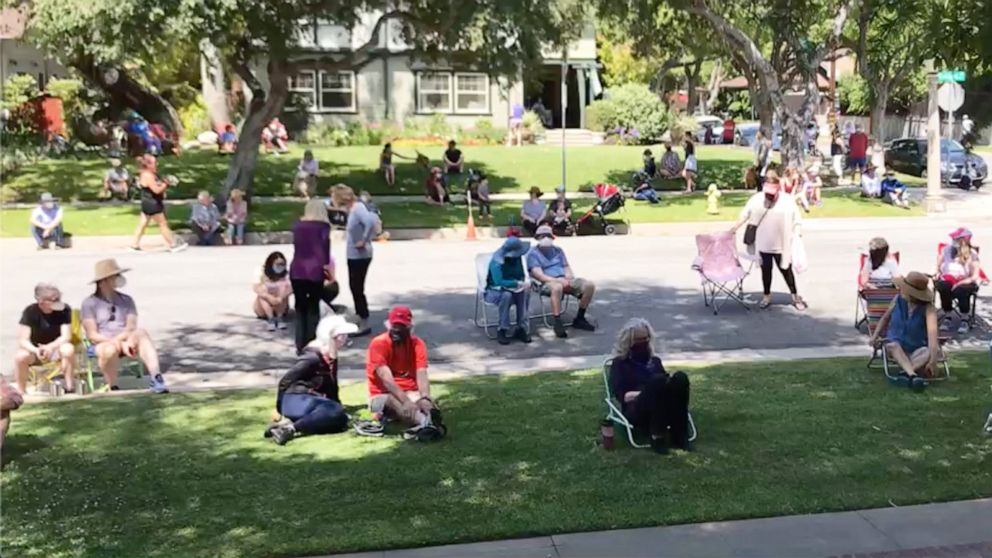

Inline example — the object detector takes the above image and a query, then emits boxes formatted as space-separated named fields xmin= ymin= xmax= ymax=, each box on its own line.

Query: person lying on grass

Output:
xmin=609 ymin=318 xmax=691 ymax=453
xmin=354 ymin=306 xmax=446 ymax=442
xmin=868 ymin=271 xmax=940 ymax=391
xmin=267 ymin=315 xmax=357 ymax=445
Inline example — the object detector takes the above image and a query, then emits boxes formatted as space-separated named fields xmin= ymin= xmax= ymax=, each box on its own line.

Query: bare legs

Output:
xmin=132 ymin=213 xmax=176 ymax=249
xmin=12 ymin=345 xmax=75 ymax=392
xmin=95 ymin=329 xmax=162 ymax=388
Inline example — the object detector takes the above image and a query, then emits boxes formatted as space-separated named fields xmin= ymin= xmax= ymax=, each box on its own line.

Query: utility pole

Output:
xmin=925 ymin=62 xmax=944 ymax=213
xmin=560 ymin=49 xmax=568 ymax=190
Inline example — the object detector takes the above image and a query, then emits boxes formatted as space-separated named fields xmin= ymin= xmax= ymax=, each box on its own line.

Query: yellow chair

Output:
xmin=27 ymin=309 xmax=85 ymax=395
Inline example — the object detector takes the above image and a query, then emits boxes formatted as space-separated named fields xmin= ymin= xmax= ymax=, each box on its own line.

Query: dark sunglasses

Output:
xmin=535 ymin=234 xmax=553 ymax=240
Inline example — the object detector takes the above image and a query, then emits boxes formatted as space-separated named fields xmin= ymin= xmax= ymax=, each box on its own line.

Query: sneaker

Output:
xmin=889 ymin=372 xmax=911 ymax=388
xmin=353 ymin=419 xmax=385 ymax=437
xmin=128 ymin=245 xmax=142 ymax=252
xmin=496 ymin=329 xmax=511 ymax=345
xmin=404 ymin=424 xmax=445 ymax=442
xmin=957 ymin=321 xmax=970 ymax=334
xmin=267 ymin=319 xmax=277 ymax=332
xmin=572 ymin=316 xmax=596 ymax=332
xmin=429 ymin=407 xmax=445 ymax=430
xmin=350 ymin=318 xmax=372 ymax=338
xmin=939 ymin=317 xmax=953 ymax=332
xmin=270 ymin=425 xmax=295 ymax=445
xmin=148 ymin=375 xmax=170 ymax=394
xmin=276 ymin=318 xmax=287 ymax=330
xmin=514 ymin=327 xmax=532 ymax=344
xmin=169 ymin=241 xmax=189 ymax=253
xmin=263 ymin=423 xmax=280 ymax=439
xmin=110 ymin=385 xmax=121 ymax=391
xmin=552 ymin=316 xmax=568 ymax=338
xmin=910 ymin=376 xmax=928 ymax=392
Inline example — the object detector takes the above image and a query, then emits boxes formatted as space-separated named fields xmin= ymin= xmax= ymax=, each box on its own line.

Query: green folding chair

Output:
xmin=602 ymin=359 xmax=696 ymax=449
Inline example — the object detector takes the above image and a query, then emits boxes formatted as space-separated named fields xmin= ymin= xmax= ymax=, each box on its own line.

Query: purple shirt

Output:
xmin=290 ymin=221 xmax=331 ymax=282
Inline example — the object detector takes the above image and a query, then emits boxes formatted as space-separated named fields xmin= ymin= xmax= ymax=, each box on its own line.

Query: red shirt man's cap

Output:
xmin=388 ymin=306 xmax=413 ymax=327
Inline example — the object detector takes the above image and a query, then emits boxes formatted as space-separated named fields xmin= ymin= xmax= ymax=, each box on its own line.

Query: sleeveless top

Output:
xmin=886 ymin=296 xmax=927 ymax=352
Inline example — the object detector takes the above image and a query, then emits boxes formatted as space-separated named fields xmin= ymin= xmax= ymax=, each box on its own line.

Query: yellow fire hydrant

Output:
xmin=706 ymin=183 xmax=722 ymax=215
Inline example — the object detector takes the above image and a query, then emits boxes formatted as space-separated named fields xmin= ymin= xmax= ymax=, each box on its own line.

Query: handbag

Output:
xmin=743 ymin=207 xmax=768 ymax=246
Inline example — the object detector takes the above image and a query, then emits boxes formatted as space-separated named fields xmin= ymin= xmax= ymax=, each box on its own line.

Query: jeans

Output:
xmin=935 ymin=280 xmax=979 ymax=314
xmin=628 ymin=372 xmax=690 ymax=444
xmin=633 ymin=188 xmax=659 ymax=202
xmin=485 ymin=289 xmax=530 ymax=331
xmin=292 ymin=279 xmax=323 ymax=352
xmin=32 ymin=225 xmax=63 ymax=248
xmin=348 ymin=258 xmax=373 ymax=320
xmin=759 ymin=252 xmax=797 ymax=296
xmin=279 ymin=393 xmax=348 ymax=435
xmin=226 ymin=223 xmax=245 ymax=243
xmin=194 ymin=226 xmax=220 ymax=246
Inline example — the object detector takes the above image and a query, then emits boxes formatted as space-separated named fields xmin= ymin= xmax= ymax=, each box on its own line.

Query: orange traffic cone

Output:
xmin=466 ymin=212 xmax=477 ymax=241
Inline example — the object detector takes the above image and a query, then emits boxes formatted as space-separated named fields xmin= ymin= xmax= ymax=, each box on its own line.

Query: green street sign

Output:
xmin=938 ymin=70 xmax=966 ymax=83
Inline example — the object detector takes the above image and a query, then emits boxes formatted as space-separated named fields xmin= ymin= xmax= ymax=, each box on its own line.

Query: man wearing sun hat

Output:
xmin=357 ymin=306 xmax=446 ymax=441
xmin=527 ymin=223 xmax=597 ymax=338
xmin=13 ymin=282 xmax=76 ymax=394
xmin=80 ymin=259 xmax=169 ymax=393
xmin=869 ymin=271 xmax=940 ymax=391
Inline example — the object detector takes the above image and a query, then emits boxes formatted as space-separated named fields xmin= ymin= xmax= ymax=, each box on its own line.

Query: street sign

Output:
xmin=937 ymin=82 xmax=965 ymax=113
xmin=937 ymin=70 xmax=966 ymax=83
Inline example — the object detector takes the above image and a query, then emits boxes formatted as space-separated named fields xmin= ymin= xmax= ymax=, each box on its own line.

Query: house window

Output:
xmin=454 ymin=73 xmax=489 ymax=114
xmin=417 ymin=72 xmax=452 ymax=113
xmin=319 ymin=71 xmax=355 ymax=112
xmin=288 ymin=71 xmax=316 ymax=110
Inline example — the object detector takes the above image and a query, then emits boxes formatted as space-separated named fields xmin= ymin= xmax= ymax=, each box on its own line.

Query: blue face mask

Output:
xmin=272 ymin=264 xmax=286 ymax=274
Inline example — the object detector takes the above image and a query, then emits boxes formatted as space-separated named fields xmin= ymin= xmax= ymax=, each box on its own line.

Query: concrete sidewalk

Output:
xmin=320 ymin=499 xmax=992 ymax=558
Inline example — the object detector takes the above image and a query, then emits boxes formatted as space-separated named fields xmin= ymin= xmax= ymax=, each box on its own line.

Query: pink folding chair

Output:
xmin=691 ymin=232 xmax=754 ymax=314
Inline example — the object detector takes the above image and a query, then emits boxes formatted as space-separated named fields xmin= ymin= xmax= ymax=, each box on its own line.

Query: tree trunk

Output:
xmin=685 ymin=61 xmax=702 ymax=114
xmin=72 ymin=56 xmax=183 ymax=135
xmin=703 ymin=59 xmax=724 ymax=114
xmin=200 ymin=39 xmax=231 ymax=131
xmin=220 ymin=57 xmax=291 ymax=206
xmin=870 ymin=83 xmax=890 ymax=143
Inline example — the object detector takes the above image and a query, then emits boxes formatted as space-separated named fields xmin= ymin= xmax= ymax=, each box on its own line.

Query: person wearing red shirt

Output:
xmin=847 ymin=124 xmax=869 ymax=182
xmin=357 ymin=306 xmax=446 ymax=441
xmin=722 ymin=117 xmax=735 ymax=144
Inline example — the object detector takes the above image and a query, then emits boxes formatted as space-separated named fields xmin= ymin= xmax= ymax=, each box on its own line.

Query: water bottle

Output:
xmin=600 ymin=419 xmax=615 ymax=450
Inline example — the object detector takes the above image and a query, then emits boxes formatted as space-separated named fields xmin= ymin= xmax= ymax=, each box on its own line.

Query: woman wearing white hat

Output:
xmin=80 ymin=259 xmax=169 ymax=393
xmin=267 ymin=315 xmax=358 ymax=445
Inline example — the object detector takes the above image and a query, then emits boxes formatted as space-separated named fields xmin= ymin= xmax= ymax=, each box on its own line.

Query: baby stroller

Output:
xmin=575 ymin=183 xmax=628 ymax=236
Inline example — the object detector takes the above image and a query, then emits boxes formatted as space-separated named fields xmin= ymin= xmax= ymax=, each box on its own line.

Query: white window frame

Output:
xmin=288 ymin=70 xmax=317 ymax=110
xmin=416 ymin=72 xmax=453 ymax=114
xmin=453 ymin=72 xmax=490 ymax=115
xmin=318 ymin=70 xmax=356 ymax=113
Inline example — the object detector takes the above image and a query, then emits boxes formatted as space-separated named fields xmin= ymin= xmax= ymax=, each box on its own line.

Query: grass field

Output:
xmin=3 ymin=355 xmax=990 ymax=558
xmin=0 ymin=190 xmax=922 ymax=237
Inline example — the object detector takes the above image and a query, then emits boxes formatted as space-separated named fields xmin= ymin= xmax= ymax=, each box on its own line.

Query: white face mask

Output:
xmin=538 ymin=237 xmax=554 ymax=249
xmin=115 ymin=275 xmax=127 ymax=289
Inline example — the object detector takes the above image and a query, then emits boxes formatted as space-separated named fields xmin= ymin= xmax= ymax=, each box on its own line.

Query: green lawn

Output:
xmin=2 ymin=144 xmax=760 ymax=203
xmin=3 ymin=355 xmax=990 ymax=558
xmin=0 ymin=191 xmax=921 ymax=237
xmin=974 ymin=145 xmax=992 ymax=156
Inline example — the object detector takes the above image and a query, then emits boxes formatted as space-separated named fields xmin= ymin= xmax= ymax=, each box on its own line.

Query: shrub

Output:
xmin=607 ymin=83 xmax=671 ymax=141
xmin=345 ymin=120 xmax=371 ymax=145
xmin=428 ymin=113 xmax=450 ymax=138
xmin=522 ymin=110 xmax=545 ymax=138
xmin=586 ymin=99 xmax=617 ymax=132
xmin=177 ymin=96 xmax=211 ymax=139
xmin=1 ymin=74 xmax=39 ymax=110
xmin=46 ymin=78 xmax=85 ymax=123
xmin=668 ymin=115 xmax=699 ymax=143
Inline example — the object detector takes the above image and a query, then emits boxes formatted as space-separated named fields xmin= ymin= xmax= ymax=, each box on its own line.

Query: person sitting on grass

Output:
xmin=30 ymin=193 xmax=65 ymax=250
xmin=294 ymin=149 xmax=319 ymax=198
xmin=102 ymin=158 xmax=130 ymax=199
xmin=880 ymin=167 xmax=910 ymax=209
xmin=861 ymin=164 xmax=882 ymax=198
xmin=80 ymin=259 xmax=169 ymax=393
xmin=643 ymin=149 xmax=657 ymax=178
xmin=224 ymin=189 xmax=248 ymax=246
xmin=860 ymin=237 xmax=901 ymax=289
xmin=13 ymin=282 xmax=76 ymax=394
xmin=254 ymin=251 xmax=292 ymax=331
xmin=218 ymin=124 xmax=238 ymax=154
xmin=355 ymin=306 xmax=447 ymax=442
xmin=632 ymin=171 xmax=661 ymax=204
xmin=658 ymin=142 xmax=682 ymax=179
xmin=443 ymin=139 xmax=464 ymax=175
xmin=1 ymin=375 xmax=23 ymax=451
xmin=261 ymin=117 xmax=289 ymax=154
xmin=486 ymin=236 xmax=532 ymax=345
xmin=868 ymin=271 xmax=939 ymax=391
xmin=609 ymin=318 xmax=691 ymax=453
xmin=527 ymin=224 xmax=597 ymax=338
xmin=548 ymin=185 xmax=573 ymax=235
xmin=425 ymin=166 xmax=450 ymax=205
xmin=190 ymin=191 xmax=222 ymax=246
xmin=266 ymin=315 xmax=357 ymax=445
xmin=520 ymin=186 xmax=547 ymax=236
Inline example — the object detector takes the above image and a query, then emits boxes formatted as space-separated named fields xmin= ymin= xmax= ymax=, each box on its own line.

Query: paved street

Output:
xmin=2 ymin=212 xmax=990 ymax=381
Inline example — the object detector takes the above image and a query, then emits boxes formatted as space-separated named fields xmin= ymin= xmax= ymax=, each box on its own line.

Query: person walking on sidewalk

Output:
xmin=130 ymin=154 xmax=187 ymax=252
xmin=330 ymin=185 xmax=377 ymax=336
xmin=290 ymin=199 xmax=332 ymax=353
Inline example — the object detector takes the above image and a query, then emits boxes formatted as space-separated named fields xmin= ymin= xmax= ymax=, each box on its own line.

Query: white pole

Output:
xmin=925 ymin=65 xmax=943 ymax=213
xmin=561 ymin=49 xmax=568 ymax=190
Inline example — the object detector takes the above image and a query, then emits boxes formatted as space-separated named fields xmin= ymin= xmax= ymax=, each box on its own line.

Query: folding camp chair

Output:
xmin=936 ymin=243 xmax=988 ymax=328
xmin=691 ymin=232 xmax=754 ymax=315
xmin=602 ymin=359 xmax=696 ymax=449
xmin=79 ymin=309 xmax=146 ymax=392
xmin=864 ymin=288 xmax=950 ymax=381
xmin=27 ymin=308 xmax=85 ymax=396
xmin=473 ymin=252 xmax=532 ymax=338
xmin=855 ymin=251 xmax=900 ymax=330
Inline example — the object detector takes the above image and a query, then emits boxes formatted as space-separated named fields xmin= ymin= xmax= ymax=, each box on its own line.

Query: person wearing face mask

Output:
xmin=254 ymin=251 xmax=293 ymax=331
xmin=485 ymin=236 xmax=532 ymax=345
xmin=730 ymin=170 xmax=806 ymax=311
xmin=29 ymin=193 xmax=65 ymax=250
xmin=609 ymin=318 xmax=691 ymax=453
xmin=80 ymin=259 xmax=169 ymax=393
xmin=266 ymin=315 xmax=357 ymax=445
xmin=356 ymin=306 xmax=446 ymax=441
xmin=526 ymin=224 xmax=597 ymax=338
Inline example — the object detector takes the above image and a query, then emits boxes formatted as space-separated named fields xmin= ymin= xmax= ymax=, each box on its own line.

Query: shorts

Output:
xmin=536 ymin=277 xmax=588 ymax=297
xmin=684 ymin=156 xmax=698 ymax=173
xmin=29 ymin=347 xmax=63 ymax=364
xmin=141 ymin=199 xmax=164 ymax=216
xmin=369 ymin=391 xmax=423 ymax=414
xmin=848 ymin=157 xmax=867 ymax=170
xmin=510 ymin=118 xmax=524 ymax=128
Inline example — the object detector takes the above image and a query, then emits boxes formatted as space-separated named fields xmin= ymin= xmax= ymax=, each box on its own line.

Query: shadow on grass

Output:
xmin=2 ymin=352 xmax=991 ymax=558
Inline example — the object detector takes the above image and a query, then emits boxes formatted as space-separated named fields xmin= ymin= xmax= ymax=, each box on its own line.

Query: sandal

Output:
xmin=792 ymin=297 xmax=808 ymax=311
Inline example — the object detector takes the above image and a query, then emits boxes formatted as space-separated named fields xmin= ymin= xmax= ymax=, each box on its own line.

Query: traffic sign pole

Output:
xmin=926 ymin=66 xmax=944 ymax=213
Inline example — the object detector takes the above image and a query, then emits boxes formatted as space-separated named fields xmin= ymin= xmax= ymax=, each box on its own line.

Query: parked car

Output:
xmin=884 ymin=138 xmax=987 ymax=188
xmin=734 ymin=122 xmax=782 ymax=151
xmin=694 ymin=115 xmax=723 ymax=143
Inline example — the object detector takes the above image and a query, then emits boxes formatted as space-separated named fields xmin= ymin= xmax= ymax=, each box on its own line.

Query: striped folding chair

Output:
xmin=855 ymin=251 xmax=900 ymax=330
xmin=865 ymin=288 xmax=950 ymax=381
